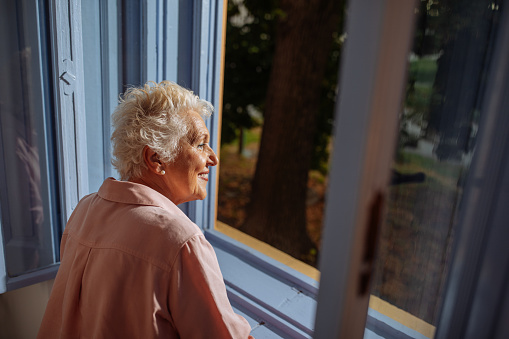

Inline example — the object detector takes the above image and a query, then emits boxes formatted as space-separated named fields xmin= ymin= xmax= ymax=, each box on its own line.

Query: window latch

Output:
xmin=358 ymin=191 xmax=384 ymax=295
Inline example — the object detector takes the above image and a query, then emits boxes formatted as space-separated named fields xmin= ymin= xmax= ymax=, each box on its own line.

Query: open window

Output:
xmin=2 ymin=1 xmax=509 ymax=339
xmin=315 ymin=0 xmax=509 ymax=338
xmin=206 ymin=0 xmax=509 ymax=338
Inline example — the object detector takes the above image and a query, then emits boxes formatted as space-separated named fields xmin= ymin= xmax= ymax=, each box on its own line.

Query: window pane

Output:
xmin=217 ymin=0 xmax=345 ymax=269
xmin=0 ymin=0 xmax=58 ymax=277
xmin=366 ymin=1 xmax=501 ymax=337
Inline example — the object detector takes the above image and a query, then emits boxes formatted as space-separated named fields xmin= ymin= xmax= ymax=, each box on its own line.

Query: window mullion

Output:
xmin=49 ymin=0 xmax=89 ymax=226
xmin=182 ymin=0 xmax=224 ymax=230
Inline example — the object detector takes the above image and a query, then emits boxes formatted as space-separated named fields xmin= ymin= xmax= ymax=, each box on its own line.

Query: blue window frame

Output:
xmin=0 ymin=0 xmax=59 ymax=287
xmin=0 ymin=0 xmax=88 ymax=293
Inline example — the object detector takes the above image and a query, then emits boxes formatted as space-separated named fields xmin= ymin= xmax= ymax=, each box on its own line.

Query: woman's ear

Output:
xmin=142 ymin=146 xmax=163 ymax=174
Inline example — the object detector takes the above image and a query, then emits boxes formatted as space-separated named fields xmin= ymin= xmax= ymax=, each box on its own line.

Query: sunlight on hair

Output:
xmin=111 ymin=81 xmax=213 ymax=180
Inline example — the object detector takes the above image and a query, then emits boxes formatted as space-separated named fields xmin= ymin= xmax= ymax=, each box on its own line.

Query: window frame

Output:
xmin=0 ymin=0 xmax=88 ymax=294
xmin=160 ymin=1 xmax=322 ymax=336
xmin=434 ymin=4 xmax=509 ymax=338
xmin=180 ymin=0 xmax=432 ymax=337
xmin=313 ymin=0 xmax=417 ymax=337
xmin=81 ymin=0 xmax=121 ymax=191
xmin=180 ymin=0 xmax=435 ymax=337
xmin=313 ymin=0 xmax=509 ymax=338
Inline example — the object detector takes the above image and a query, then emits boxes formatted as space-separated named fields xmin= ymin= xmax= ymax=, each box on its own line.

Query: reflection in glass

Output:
xmin=367 ymin=0 xmax=501 ymax=336
xmin=0 ymin=0 xmax=57 ymax=277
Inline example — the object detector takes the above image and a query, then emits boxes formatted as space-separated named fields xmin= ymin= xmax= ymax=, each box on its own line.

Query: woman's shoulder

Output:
xmin=117 ymin=205 xmax=204 ymax=270
xmin=132 ymin=204 xmax=202 ymax=242
xmin=65 ymin=195 xmax=204 ymax=271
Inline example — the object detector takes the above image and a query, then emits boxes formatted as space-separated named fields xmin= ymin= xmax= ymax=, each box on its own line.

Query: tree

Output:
xmin=221 ymin=0 xmax=278 ymax=150
xmin=241 ymin=0 xmax=345 ymax=263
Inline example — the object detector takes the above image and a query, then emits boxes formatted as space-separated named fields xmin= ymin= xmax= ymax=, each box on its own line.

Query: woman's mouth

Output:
xmin=198 ymin=172 xmax=208 ymax=181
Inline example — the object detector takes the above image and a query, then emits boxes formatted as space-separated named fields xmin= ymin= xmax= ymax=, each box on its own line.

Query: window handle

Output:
xmin=358 ymin=192 xmax=384 ymax=295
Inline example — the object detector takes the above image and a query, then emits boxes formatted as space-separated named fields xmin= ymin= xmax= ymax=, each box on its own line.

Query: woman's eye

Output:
xmin=197 ymin=143 xmax=207 ymax=149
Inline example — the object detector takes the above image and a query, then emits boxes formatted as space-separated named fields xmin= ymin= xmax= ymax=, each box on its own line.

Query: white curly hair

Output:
xmin=111 ymin=81 xmax=213 ymax=180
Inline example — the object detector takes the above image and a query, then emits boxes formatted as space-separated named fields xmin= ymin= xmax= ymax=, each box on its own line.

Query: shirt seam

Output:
xmin=64 ymin=232 xmax=204 ymax=273
xmin=167 ymin=234 xmax=205 ymax=274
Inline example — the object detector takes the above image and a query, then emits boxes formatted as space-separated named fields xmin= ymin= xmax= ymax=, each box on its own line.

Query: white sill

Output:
xmin=206 ymin=229 xmax=317 ymax=338
xmin=206 ymin=229 xmax=435 ymax=339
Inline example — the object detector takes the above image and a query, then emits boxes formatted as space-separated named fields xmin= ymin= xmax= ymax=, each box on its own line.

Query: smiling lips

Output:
xmin=198 ymin=172 xmax=209 ymax=181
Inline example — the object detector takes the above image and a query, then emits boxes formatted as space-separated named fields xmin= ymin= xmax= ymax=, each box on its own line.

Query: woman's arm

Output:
xmin=168 ymin=234 xmax=254 ymax=338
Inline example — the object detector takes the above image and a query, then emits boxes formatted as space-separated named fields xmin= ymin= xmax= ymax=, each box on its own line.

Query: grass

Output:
xmin=224 ymin=127 xmax=262 ymax=149
xmin=405 ymin=57 xmax=438 ymax=120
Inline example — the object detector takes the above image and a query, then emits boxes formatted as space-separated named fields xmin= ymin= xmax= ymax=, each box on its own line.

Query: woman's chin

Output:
xmin=188 ymin=192 xmax=207 ymax=203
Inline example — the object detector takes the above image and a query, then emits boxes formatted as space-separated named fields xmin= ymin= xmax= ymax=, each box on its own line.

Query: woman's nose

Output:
xmin=207 ymin=147 xmax=218 ymax=166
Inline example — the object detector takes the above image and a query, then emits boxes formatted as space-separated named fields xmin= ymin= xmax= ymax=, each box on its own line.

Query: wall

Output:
xmin=0 ymin=279 xmax=54 ymax=338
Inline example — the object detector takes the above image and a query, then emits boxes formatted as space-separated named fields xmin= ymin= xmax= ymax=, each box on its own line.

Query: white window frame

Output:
xmin=314 ymin=0 xmax=417 ymax=337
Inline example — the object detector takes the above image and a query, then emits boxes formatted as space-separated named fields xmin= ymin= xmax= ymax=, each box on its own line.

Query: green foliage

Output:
xmin=409 ymin=58 xmax=437 ymax=84
xmin=221 ymin=0 xmax=280 ymax=144
xmin=404 ymin=57 xmax=437 ymax=118
xmin=311 ymin=30 xmax=344 ymax=175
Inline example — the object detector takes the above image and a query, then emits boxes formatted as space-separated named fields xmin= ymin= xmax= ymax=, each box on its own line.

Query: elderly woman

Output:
xmin=38 ymin=81 xmax=253 ymax=338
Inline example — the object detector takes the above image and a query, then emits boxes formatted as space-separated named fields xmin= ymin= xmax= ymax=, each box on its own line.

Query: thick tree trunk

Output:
xmin=242 ymin=0 xmax=343 ymax=263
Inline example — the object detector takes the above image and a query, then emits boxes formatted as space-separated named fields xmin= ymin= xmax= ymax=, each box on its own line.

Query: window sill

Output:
xmin=214 ymin=222 xmax=320 ymax=281
xmin=207 ymin=225 xmax=435 ymax=339
xmin=1 ymin=265 xmax=59 ymax=294
xmin=367 ymin=295 xmax=435 ymax=339
xmin=205 ymin=228 xmax=318 ymax=338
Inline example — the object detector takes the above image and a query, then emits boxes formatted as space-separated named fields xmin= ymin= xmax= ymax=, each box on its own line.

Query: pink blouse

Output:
xmin=38 ymin=178 xmax=253 ymax=338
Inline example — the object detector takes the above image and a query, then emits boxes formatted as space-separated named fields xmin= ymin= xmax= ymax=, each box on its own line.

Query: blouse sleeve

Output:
xmin=168 ymin=234 xmax=254 ymax=338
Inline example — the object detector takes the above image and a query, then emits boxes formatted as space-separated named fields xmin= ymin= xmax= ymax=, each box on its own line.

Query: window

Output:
xmin=314 ymin=0 xmax=509 ymax=338
xmin=217 ymin=0 xmax=344 ymax=270
xmin=81 ymin=0 xmax=120 ymax=191
xmin=0 ymin=0 xmax=225 ymax=295
xmin=0 ymin=0 xmax=89 ymax=293
xmin=0 ymin=0 xmax=58 ymax=281
xmin=367 ymin=2 xmax=501 ymax=337
xmin=2 ymin=1 xmax=509 ymax=339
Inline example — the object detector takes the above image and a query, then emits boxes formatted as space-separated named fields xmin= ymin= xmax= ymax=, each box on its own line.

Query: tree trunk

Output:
xmin=242 ymin=0 xmax=343 ymax=264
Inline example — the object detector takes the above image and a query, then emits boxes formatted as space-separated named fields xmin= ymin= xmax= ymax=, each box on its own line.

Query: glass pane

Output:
xmin=217 ymin=0 xmax=345 ymax=270
xmin=0 ymin=0 xmax=58 ymax=277
xmin=366 ymin=1 xmax=501 ymax=338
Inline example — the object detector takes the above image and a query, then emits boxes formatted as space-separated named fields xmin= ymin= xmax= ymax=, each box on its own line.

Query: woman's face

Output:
xmin=162 ymin=111 xmax=218 ymax=205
